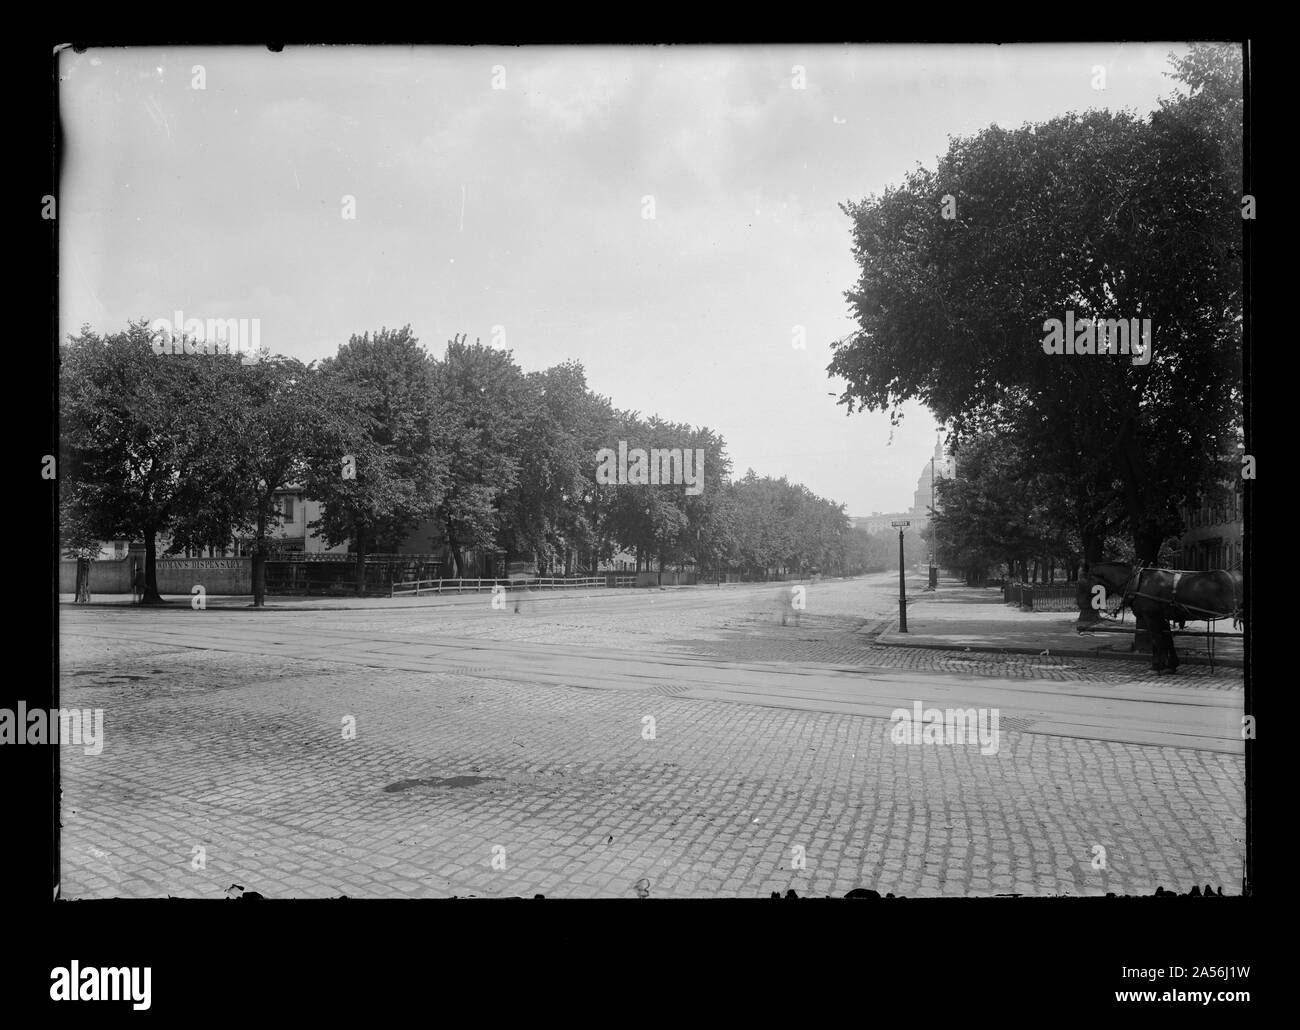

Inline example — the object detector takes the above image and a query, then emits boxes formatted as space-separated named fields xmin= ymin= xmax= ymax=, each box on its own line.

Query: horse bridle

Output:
xmin=1093 ymin=562 xmax=1143 ymax=606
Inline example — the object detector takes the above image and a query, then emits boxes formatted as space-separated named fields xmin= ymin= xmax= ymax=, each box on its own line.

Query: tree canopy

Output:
xmin=61 ymin=324 xmax=878 ymax=593
xmin=828 ymin=43 xmax=1243 ymax=564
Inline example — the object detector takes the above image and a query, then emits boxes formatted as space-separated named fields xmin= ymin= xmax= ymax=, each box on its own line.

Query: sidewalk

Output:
xmin=877 ymin=579 xmax=1244 ymax=669
xmin=56 ymin=578 xmax=797 ymax=612
xmin=56 ymin=587 xmax=652 ymax=611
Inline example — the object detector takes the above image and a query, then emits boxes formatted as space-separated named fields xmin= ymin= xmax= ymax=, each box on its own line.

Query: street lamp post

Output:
xmin=928 ymin=455 xmax=938 ymax=590
xmin=892 ymin=520 xmax=910 ymax=632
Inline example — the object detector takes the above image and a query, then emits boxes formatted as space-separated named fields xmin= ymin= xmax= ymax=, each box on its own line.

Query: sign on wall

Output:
xmin=156 ymin=559 xmax=245 ymax=570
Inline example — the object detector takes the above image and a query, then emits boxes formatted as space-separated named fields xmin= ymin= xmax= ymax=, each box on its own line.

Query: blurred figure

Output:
xmin=776 ymin=584 xmax=802 ymax=627
xmin=507 ymin=560 xmax=532 ymax=614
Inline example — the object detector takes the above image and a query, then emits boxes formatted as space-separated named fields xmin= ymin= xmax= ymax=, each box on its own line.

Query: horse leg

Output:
xmin=1150 ymin=614 xmax=1167 ymax=671
xmin=1145 ymin=607 xmax=1173 ymax=671
xmin=1135 ymin=609 xmax=1161 ymax=669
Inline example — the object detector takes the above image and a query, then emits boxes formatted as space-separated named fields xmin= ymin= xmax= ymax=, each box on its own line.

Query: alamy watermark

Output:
xmin=890 ymin=701 xmax=1000 ymax=755
xmin=1041 ymin=311 xmax=1152 ymax=365
xmin=0 ymin=703 xmax=104 ymax=754
xmin=595 ymin=442 xmax=705 ymax=495
xmin=50 ymin=962 xmax=151 ymax=1010
xmin=150 ymin=310 xmax=264 ymax=361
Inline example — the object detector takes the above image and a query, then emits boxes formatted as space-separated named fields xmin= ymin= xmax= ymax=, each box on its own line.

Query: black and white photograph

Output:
xmin=31 ymin=37 xmax=1253 ymax=1009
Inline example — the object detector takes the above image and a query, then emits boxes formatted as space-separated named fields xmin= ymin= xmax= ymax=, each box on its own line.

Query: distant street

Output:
xmin=58 ymin=574 xmax=1244 ymax=899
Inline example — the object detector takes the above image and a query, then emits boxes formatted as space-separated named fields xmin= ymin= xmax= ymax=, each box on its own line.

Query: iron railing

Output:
xmin=1003 ymin=580 xmax=1119 ymax=614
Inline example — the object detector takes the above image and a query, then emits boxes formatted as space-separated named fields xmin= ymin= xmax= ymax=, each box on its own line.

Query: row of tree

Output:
xmin=829 ymin=45 xmax=1245 ymax=617
xmin=60 ymin=323 xmax=893 ymax=604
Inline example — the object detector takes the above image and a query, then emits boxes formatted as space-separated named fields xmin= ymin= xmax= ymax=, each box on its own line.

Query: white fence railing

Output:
xmin=390 ymin=576 xmax=636 ymax=597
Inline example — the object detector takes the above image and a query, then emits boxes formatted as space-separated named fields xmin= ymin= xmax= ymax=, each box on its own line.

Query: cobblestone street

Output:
xmin=57 ymin=575 xmax=1246 ymax=899
xmin=41 ymin=43 xmax=1255 ymax=1021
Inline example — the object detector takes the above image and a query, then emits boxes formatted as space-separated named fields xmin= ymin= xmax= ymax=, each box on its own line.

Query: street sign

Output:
xmin=890 ymin=520 xmax=911 ymax=528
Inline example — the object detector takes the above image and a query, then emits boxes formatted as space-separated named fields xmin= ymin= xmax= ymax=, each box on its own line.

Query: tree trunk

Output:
xmin=1076 ymin=526 xmax=1105 ymax=624
xmin=75 ymin=558 xmax=91 ymax=603
xmin=445 ymin=526 xmax=464 ymax=579
xmin=253 ymin=510 xmax=267 ymax=607
xmin=142 ymin=531 xmax=164 ymax=604
xmin=355 ymin=523 xmax=367 ymax=594
xmin=1132 ymin=525 xmax=1164 ymax=566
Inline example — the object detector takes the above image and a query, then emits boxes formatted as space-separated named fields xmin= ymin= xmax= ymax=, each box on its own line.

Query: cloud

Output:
xmin=519 ymin=55 xmax=636 ymax=132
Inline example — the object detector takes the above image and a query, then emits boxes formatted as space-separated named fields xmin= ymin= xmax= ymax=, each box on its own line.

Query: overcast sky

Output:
xmin=58 ymin=42 xmax=1193 ymax=516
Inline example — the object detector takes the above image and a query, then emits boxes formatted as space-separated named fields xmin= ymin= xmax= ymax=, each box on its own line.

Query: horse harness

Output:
xmin=1115 ymin=565 xmax=1242 ymax=627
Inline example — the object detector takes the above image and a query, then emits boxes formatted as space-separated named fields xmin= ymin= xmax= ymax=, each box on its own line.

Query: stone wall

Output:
xmin=60 ymin=557 xmax=252 ymax=595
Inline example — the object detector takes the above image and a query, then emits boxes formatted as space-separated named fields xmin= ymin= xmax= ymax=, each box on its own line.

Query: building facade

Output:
xmin=1177 ymin=477 xmax=1244 ymax=571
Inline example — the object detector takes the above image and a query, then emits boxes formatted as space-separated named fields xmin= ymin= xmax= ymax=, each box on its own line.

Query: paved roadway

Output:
xmin=56 ymin=573 xmax=1246 ymax=898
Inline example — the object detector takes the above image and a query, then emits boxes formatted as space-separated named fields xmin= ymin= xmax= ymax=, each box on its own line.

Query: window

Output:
xmin=281 ymin=495 xmax=295 ymax=522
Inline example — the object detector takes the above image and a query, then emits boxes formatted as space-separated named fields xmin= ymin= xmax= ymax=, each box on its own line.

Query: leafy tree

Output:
xmin=59 ymin=484 xmax=103 ymax=603
xmin=302 ymin=326 xmax=449 ymax=591
xmin=726 ymin=472 xmax=850 ymax=579
xmin=600 ymin=415 xmax=733 ymax=574
xmin=498 ymin=361 xmax=615 ymax=574
xmin=677 ymin=426 xmax=734 ymax=573
xmin=829 ymin=44 xmax=1243 ymax=568
xmin=60 ymin=321 xmax=223 ymax=604
xmin=171 ymin=356 xmax=336 ymax=606
xmin=428 ymin=334 xmax=531 ymax=578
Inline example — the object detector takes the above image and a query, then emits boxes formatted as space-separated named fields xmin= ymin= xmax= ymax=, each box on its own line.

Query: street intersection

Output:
xmin=57 ymin=574 xmax=1245 ymax=899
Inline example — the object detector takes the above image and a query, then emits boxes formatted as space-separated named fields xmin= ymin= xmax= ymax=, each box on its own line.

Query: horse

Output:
xmin=1173 ymin=570 xmax=1245 ymax=631
xmin=1085 ymin=562 xmax=1243 ymax=673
